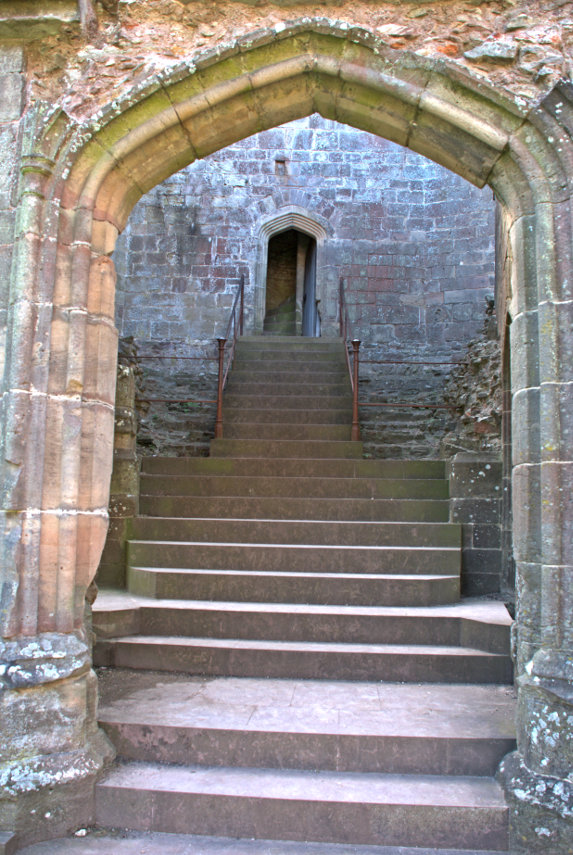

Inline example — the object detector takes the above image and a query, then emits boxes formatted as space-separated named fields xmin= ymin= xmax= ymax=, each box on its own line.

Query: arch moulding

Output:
xmin=1 ymin=21 xmax=572 ymax=850
xmin=254 ymin=206 xmax=331 ymax=331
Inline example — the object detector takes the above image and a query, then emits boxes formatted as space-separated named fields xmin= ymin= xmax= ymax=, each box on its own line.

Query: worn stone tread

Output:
xmin=140 ymin=457 xmax=447 ymax=479
xmin=123 ymin=567 xmax=460 ymax=606
xmin=103 ymin=635 xmax=509 ymax=657
xmin=128 ymin=518 xmax=461 ymax=546
xmin=99 ymin=761 xmax=506 ymax=804
xmin=16 ymin=832 xmax=516 ymax=854
xmin=94 ymin=763 xmax=509 ymax=848
xmin=97 ymin=671 xmax=515 ymax=742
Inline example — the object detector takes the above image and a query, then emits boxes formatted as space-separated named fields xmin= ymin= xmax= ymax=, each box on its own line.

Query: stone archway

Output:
xmin=1 ymin=22 xmax=572 ymax=849
xmin=255 ymin=207 xmax=330 ymax=333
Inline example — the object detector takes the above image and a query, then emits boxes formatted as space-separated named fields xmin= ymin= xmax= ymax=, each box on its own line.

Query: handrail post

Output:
xmin=239 ymin=275 xmax=244 ymax=335
xmin=351 ymin=339 xmax=361 ymax=442
xmin=214 ymin=337 xmax=226 ymax=439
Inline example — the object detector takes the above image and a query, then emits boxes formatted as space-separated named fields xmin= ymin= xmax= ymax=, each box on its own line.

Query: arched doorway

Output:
xmin=2 ymin=23 xmax=572 ymax=849
xmin=264 ymin=228 xmax=318 ymax=336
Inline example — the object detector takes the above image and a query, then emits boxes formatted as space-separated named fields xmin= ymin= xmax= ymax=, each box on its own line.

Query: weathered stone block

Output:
xmin=499 ymin=751 xmax=573 ymax=853
xmin=512 ymin=387 xmax=540 ymax=466
xmin=511 ymin=308 xmax=540 ymax=393
xmin=540 ymin=461 xmax=573 ymax=568
xmin=448 ymin=455 xmax=502 ymax=498
xmin=0 ymin=47 xmax=23 ymax=74
xmin=78 ymin=403 xmax=115 ymax=511
xmin=0 ymin=74 xmax=24 ymax=123
xmin=513 ymin=470 xmax=541 ymax=573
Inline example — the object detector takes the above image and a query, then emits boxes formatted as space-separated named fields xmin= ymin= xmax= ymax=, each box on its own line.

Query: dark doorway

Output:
xmin=264 ymin=229 xmax=318 ymax=336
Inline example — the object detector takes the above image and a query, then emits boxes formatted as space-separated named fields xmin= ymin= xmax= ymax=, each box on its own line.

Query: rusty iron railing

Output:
xmin=339 ymin=278 xmax=464 ymax=438
xmin=214 ymin=274 xmax=245 ymax=438
xmin=339 ymin=277 xmax=361 ymax=441
xmin=130 ymin=277 xmax=245 ymax=438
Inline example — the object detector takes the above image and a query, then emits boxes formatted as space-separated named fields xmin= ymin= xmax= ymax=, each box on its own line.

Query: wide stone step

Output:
xmin=229 ymin=368 xmax=349 ymax=383
xmin=126 ymin=541 xmax=461 ymax=574
xmin=222 ymin=394 xmax=353 ymax=410
xmin=235 ymin=348 xmax=347 ymax=362
xmin=126 ymin=567 xmax=460 ymax=606
xmin=140 ymin=473 xmax=449 ymax=499
xmin=236 ymin=342 xmax=346 ymax=355
xmin=130 ymin=518 xmax=460 ymax=547
xmin=95 ymin=635 xmax=512 ymax=683
xmin=140 ymin=456 xmax=447 ymax=479
xmin=223 ymin=407 xmax=352 ymax=424
xmin=95 ymin=762 xmax=508 ymax=849
xmin=97 ymin=673 xmax=515 ymax=777
xmin=210 ymin=439 xmax=363 ymax=458
xmin=20 ymin=831 xmax=516 ymax=855
xmin=94 ymin=600 xmax=510 ymax=655
xmin=225 ymin=381 xmax=351 ymax=397
xmin=140 ymin=496 xmax=450 ymax=522
xmin=222 ymin=423 xmax=352 ymax=440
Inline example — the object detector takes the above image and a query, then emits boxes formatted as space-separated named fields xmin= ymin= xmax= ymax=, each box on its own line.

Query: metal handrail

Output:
xmin=339 ymin=280 xmax=462 ymax=439
xmin=339 ymin=277 xmax=360 ymax=441
xmin=214 ymin=275 xmax=245 ymax=438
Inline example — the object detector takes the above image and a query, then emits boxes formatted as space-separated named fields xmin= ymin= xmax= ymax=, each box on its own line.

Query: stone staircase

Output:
xmin=91 ymin=335 xmax=515 ymax=854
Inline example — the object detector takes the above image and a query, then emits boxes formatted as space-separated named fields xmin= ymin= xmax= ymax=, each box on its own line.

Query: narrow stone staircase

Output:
xmin=91 ymin=335 xmax=515 ymax=854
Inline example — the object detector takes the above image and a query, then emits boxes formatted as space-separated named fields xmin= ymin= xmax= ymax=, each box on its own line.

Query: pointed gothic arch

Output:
xmin=1 ymin=21 xmax=572 ymax=846
xmin=255 ymin=207 xmax=331 ymax=333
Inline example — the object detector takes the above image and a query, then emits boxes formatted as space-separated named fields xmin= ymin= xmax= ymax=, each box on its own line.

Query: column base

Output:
xmin=0 ymin=633 xmax=114 ymax=849
xmin=498 ymin=751 xmax=573 ymax=853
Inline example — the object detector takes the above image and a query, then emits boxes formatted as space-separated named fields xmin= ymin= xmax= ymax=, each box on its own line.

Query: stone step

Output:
xmin=95 ymin=761 xmax=509 ymax=849
xmin=263 ymin=323 xmax=297 ymax=335
xmin=94 ymin=600 xmax=510 ymax=655
xmin=222 ymin=423 xmax=352 ymax=440
xmin=233 ymin=361 xmax=349 ymax=375
xmin=140 ymin=496 xmax=450 ymax=522
xmin=229 ymin=368 xmax=349 ymax=382
xmin=22 ymin=832 xmax=517 ymax=855
xmin=140 ymin=473 xmax=449 ymax=499
xmin=140 ymin=457 xmax=447 ymax=479
xmin=16 ymin=832 xmax=516 ymax=855
xmin=222 ymin=394 xmax=353 ymax=410
xmin=126 ymin=541 xmax=461 ymax=574
xmin=229 ymin=356 xmax=349 ymax=382
xmin=225 ymin=381 xmax=351 ymax=397
xmin=235 ymin=347 xmax=346 ymax=361
xmin=126 ymin=567 xmax=460 ymax=606
xmin=237 ymin=337 xmax=346 ymax=351
xmin=237 ymin=333 xmax=344 ymax=350
xmin=223 ymin=407 xmax=352 ymax=424
xmin=140 ymin=469 xmax=449 ymax=504
xmin=95 ymin=635 xmax=512 ymax=683
xmin=229 ymin=360 xmax=350 ymax=372
xmin=210 ymin=439 xmax=363 ymax=458
xmin=97 ymin=673 xmax=515 ymax=777
xmin=130 ymin=518 xmax=460 ymax=547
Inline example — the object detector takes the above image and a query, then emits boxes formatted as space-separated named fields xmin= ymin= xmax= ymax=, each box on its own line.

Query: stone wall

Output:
xmin=112 ymin=115 xmax=496 ymax=457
